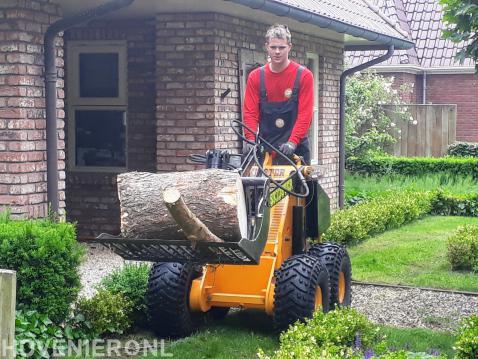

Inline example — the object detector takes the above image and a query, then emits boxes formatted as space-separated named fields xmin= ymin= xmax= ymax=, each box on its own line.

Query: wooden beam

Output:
xmin=0 ymin=269 xmax=16 ymax=359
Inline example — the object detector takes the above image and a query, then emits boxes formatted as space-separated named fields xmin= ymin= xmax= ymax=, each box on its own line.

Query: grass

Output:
xmin=345 ymin=172 xmax=478 ymax=199
xmin=141 ymin=310 xmax=456 ymax=358
xmin=348 ymin=215 xmax=478 ymax=292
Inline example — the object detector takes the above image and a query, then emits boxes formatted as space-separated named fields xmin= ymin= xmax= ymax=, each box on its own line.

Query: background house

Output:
xmin=348 ymin=0 xmax=478 ymax=144
xmin=0 ymin=0 xmax=411 ymax=239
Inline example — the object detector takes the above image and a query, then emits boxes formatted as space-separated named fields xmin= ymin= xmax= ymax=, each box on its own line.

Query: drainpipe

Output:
xmin=339 ymin=45 xmax=395 ymax=208
xmin=44 ymin=0 xmax=135 ymax=215
xmin=422 ymin=70 xmax=427 ymax=104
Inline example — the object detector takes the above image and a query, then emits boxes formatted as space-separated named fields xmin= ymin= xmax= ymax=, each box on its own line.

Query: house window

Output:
xmin=306 ymin=53 xmax=319 ymax=165
xmin=67 ymin=41 xmax=127 ymax=171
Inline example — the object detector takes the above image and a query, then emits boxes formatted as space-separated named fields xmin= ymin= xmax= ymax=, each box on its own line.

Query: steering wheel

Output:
xmin=231 ymin=119 xmax=309 ymax=198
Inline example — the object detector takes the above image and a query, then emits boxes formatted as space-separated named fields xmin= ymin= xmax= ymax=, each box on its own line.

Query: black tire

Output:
xmin=273 ymin=254 xmax=330 ymax=330
xmin=146 ymin=262 xmax=204 ymax=338
xmin=207 ymin=307 xmax=230 ymax=320
xmin=308 ymin=242 xmax=352 ymax=309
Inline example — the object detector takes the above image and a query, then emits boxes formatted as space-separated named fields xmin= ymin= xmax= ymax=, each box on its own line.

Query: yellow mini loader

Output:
xmin=97 ymin=120 xmax=352 ymax=337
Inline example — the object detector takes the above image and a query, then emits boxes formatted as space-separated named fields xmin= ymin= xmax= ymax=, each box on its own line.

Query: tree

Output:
xmin=441 ymin=0 xmax=478 ymax=72
xmin=345 ymin=71 xmax=410 ymax=159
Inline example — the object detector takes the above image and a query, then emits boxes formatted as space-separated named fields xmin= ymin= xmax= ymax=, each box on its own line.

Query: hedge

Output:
xmin=430 ymin=191 xmax=478 ymax=217
xmin=447 ymin=142 xmax=478 ymax=158
xmin=0 ymin=214 xmax=85 ymax=323
xmin=322 ymin=190 xmax=432 ymax=245
xmin=346 ymin=156 xmax=478 ymax=178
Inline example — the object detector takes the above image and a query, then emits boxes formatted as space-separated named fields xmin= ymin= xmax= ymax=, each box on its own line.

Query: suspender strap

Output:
xmin=259 ymin=66 xmax=267 ymax=102
xmin=291 ymin=66 xmax=304 ymax=99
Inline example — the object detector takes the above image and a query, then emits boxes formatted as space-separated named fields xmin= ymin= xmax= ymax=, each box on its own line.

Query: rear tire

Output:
xmin=308 ymin=242 xmax=352 ymax=309
xmin=146 ymin=262 xmax=204 ymax=338
xmin=273 ymin=254 xmax=330 ymax=330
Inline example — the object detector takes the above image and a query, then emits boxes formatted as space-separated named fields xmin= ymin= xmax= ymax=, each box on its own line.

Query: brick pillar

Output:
xmin=0 ymin=0 xmax=64 ymax=218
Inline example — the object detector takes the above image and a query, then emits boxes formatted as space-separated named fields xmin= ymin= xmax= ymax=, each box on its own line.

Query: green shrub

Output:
xmin=454 ymin=315 xmax=478 ymax=359
xmin=447 ymin=225 xmax=478 ymax=271
xmin=447 ymin=142 xmax=478 ymax=157
xmin=347 ymin=156 xmax=478 ymax=178
xmin=258 ymin=308 xmax=380 ymax=359
xmin=99 ymin=263 xmax=150 ymax=328
xmin=76 ymin=289 xmax=133 ymax=336
xmin=431 ymin=191 xmax=478 ymax=217
xmin=0 ymin=215 xmax=85 ymax=323
xmin=15 ymin=309 xmax=95 ymax=359
xmin=323 ymin=191 xmax=432 ymax=245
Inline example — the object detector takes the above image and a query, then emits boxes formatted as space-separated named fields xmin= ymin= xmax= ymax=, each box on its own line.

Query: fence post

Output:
xmin=0 ymin=270 xmax=16 ymax=359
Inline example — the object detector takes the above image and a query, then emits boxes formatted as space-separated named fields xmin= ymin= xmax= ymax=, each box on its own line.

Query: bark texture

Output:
xmin=118 ymin=169 xmax=247 ymax=241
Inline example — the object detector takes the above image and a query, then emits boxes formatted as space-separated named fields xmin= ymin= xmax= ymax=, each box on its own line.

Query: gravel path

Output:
xmin=79 ymin=244 xmax=478 ymax=332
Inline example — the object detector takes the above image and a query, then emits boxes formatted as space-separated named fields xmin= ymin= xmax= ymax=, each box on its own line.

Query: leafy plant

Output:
xmin=345 ymin=72 xmax=411 ymax=158
xmin=0 ymin=215 xmax=85 ymax=323
xmin=441 ymin=0 xmax=478 ymax=73
xmin=99 ymin=263 xmax=150 ymax=328
xmin=454 ymin=315 xmax=478 ymax=359
xmin=76 ymin=289 xmax=133 ymax=336
xmin=447 ymin=225 xmax=478 ymax=271
xmin=447 ymin=142 xmax=478 ymax=157
xmin=431 ymin=191 xmax=478 ymax=217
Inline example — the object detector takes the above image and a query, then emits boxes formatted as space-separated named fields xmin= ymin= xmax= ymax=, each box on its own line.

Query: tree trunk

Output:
xmin=117 ymin=169 xmax=247 ymax=242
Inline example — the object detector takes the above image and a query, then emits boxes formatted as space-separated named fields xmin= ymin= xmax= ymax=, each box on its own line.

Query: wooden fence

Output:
xmin=0 ymin=270 xmax=16 ymax=359
xmin=384 ymin=104 xmax=457 ymax=157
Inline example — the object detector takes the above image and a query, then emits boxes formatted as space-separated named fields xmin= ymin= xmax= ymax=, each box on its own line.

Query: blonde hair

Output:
xmin=265 ymin=24 xmax=291 ymax=43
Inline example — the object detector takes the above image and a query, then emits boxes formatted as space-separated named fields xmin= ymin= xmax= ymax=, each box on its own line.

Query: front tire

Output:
xmin=146 ymin=262 xmax=204 ymax=338
xmin=308 ymin=242 xmax=352 ymax=309
xmin=273 ymin=254 xmax=330 ymax=330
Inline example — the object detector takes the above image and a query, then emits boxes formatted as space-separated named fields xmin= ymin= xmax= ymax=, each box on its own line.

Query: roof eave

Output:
xmin=225 ymin=0 xmax=414 ymax=50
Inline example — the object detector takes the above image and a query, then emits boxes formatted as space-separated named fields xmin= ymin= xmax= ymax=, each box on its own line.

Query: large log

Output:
xmin=118 ymin=169 xmax=247 ymax=242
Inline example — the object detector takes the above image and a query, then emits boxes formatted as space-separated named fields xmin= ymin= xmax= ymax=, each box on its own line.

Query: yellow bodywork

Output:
xmin=189 ymin=155 xmax=305 ymax=315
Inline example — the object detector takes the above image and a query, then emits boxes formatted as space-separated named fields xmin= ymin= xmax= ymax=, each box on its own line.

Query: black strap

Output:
xmin=259 ymin=66 xmax=267 ymax=102
xmin=291 ymin=66 xmax=304 ymax=100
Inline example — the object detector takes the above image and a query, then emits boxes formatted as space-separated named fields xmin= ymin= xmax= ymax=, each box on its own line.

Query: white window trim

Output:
xmin=306 ymin=52 xmax=319 ymax=165
xmin=67 ymin=40 xmax=128 ymax=172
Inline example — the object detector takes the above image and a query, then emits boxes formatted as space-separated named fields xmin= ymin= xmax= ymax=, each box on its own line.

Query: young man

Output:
xmin=243 ymin=24 xmax=314 ymax=164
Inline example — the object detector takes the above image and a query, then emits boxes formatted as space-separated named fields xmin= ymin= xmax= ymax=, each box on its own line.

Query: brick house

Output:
xmin=0 ymin=0 xmax=411 ymax=239
xmin=348 ymin=0 xmax=478 ymax=142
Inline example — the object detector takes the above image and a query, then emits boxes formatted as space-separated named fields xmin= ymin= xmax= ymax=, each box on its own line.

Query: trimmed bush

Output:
xmin=447 ymin=225 xmax=478 ymax=272
xmin=0 ymin=215 xmax=84 ymax=323
xmin=447 ymin=142 xmax=478 ymax=158
xmin=76 ymin=289 xmax=133 ymax=336
xmin=347 ymin=156 xmax=478 ymax=178
xmin=99 ymin=263 xmax=150 ymax=328
xmin=323 ymin=191 xmax=432 ymax=245
xmin=430 ymin=191 xmax=478 ymax=217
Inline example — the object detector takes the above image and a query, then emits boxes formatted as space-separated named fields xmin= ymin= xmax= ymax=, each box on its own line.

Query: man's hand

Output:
xmin=279 ymin=141 xmax=297 ymax=156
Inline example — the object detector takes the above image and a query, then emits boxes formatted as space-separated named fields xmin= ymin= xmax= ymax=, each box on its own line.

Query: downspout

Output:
xmin=44 ymin=0 xmax=135 ymax=215
xmin=422 ymin=70 xmax=427 ymax=104
xmin=338 ymin=45 xmax=395 ymax=208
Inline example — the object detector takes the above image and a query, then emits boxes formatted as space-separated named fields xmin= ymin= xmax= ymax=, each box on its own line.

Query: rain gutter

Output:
xmin=44 ymin=0 xmax=135 ymax=215
xmin=225 ymin=0 xmax=414 ymax=50
xmin=339 ymin=45 xmax=395 ymax=208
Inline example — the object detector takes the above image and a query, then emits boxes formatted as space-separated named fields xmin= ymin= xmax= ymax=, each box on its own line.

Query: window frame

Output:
xmin=67 ymin=41 xmax=128 ymax=172
xmin=306 ymin=52 xmax=320 ymax=165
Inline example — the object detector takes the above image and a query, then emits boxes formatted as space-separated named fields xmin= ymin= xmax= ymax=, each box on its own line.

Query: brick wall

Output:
xmin=425 ymin=73 xmax=478 ymax=142
xmin=0 ymin=0 xmax=63 ymax=219
xmin=387 ymin=72 xmax=419 ymax=103
xmin=64 ymin=20 xmax=156 ymax=238
xmin=155 ymin=13 xmax=343 ymax=207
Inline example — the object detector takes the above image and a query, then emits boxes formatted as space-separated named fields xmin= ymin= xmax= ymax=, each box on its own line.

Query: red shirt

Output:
xmin=243 ymin=61 xmax=314 ymax=145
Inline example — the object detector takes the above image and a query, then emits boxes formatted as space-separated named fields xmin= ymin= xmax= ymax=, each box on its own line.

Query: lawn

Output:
xmin=348 ymin=215 xmax=478 ymax=292
xmin=142 ymin=310 xmax=456 ymax=358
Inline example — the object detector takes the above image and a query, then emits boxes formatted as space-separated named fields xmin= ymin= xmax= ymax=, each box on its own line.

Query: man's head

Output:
xmin=265 ymin=24 xmax=292 ymax=70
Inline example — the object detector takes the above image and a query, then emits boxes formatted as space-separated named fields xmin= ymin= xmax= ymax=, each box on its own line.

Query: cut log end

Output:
xmin=163 ymin=187 xmax=181 ymax=205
